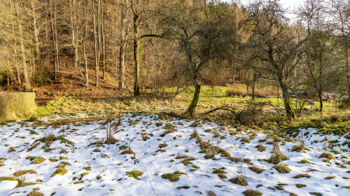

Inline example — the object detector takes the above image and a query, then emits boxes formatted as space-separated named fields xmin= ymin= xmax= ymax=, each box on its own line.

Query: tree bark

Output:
xmin=31 ymin=1 xmax=41 ymax=66
xmin=279 ymin=79 xmax=295 ymax=120
xmin=119 ymin=44 xmax=125 ymax=90
xmin=119 ymin=0 xmax=128 ymax=91
xmin=133 ymin=14 xmax=140 ymax=96
xmin=318 ymin=91 xmax=323 ymax=117
xmin=102 ymin=0 xmax=106 ymax=81
xmin=17 ymin=3 xmax=31 ymax=91
xmin=186 ymin=82 xmax=201 ymax=116
xmin=83 ymin=0 xmax=89 ymax=87
xmin=53 ymin=0 xmax=59 ymax=80
xmin=71 ymin=0 xmax=80 ymax=75
xmin=93 ymin=0 xmax=100 ymax=87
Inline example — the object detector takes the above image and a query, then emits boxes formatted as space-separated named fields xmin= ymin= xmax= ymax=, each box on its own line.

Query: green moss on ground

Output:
xmin=255 ymin=144 xmax=266 ymax=152
xmin=31 ymin=157 xmax=46 ymax=164
xmin=13 ymin=170 xmax=37 ymax=177
xmin=126 ymin=171 xmax=143 ymax=180
xmin=161 ymin=172 xmax=187 ymax=182
xmin=293 ymin=174 xmax=311 ymax=178
xmin=319 ymin=153 xmax=336 ymax=161
xmin=229 ymin=176 xmax=248 ymax=186
xmin=242 ymin=189 xmax=262 ymax=196
xmin=248 ymin=166 xmax=265 ymax=174
xmin=273 ymin=165 xmax=291 ymax=173
xmin=51 ymin=168 xmax=68 ymax=177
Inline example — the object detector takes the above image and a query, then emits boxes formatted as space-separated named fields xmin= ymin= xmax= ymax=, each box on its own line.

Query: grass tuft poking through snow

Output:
xmin=126 ymin=171 xmax=143 ymax=180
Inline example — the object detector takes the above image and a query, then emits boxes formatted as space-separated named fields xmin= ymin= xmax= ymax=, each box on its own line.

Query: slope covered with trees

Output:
xmin=0 ymin=0 xmax=349 ymax=119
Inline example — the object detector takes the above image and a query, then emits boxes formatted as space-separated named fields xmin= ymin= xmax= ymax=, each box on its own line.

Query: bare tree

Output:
xmin=161 ymin=0 xmax=226 ymax=115
xmin=330 ymin=0 xmax=350 ymax=98
xmin=246 ymin=0 xmax=318 ymax=120
xmin=302 ymin=0 xmax=338 ymax=116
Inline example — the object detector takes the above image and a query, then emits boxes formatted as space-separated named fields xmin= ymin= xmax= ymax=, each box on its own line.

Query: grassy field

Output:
xmin=29 ymin=84 xmax=350 ymax=140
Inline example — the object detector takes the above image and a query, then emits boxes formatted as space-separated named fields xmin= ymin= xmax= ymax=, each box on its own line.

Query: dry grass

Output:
xmin=0 ymin=92 xmax=36 ymax=123
xmin=265 ymin=142 xmax=289 ymax=164
xmin=226 ymin=88 xmax=278 ymax=98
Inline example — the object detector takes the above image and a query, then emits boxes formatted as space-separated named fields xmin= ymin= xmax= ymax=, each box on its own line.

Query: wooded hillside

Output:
xmin=0 ymin=0 xmax=349 ymax=118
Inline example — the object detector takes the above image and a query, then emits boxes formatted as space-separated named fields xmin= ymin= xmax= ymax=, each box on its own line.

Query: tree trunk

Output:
xmin=97 ymin=0 xmax=102 ymax=85
xmin=232 ymin=66 xmax=236 ymax=84
xmin=93 ymin=0 xmax=100 ymax=87
xmin=45 ymin=1 xmax=50 ymax=70
xmin=346 ymin=34 xmax=350 ymax=99
xmin=83 ymin=0 xmax=89 ymax=87
xmin=119 ymin=0 xmax=127 ymax=91
xmin=252 ymin=81 xmax=255 ymax=99
xmin=318 ymin=92 xmax=323 ymax=117
xmin=83 ymin=43 xmax=89 ymax=87
xmin=280 ymin=80 xmax=295 ymax=120
xmin=133 ymin=14 xmax=140 ymax=96
xmin=186 ymin=82 xmax=201 ymax=116
xmin=71 ymin=0 xmax=80 ymax=74
xmin=31 ymin=1 xmax=41 ymax=66
xmin=53 ymin=0 xmax=59 ymax=80
xmin=102 ymin=0 xmax=106 ymax=81
xmin=17 ymin=3 xmax=31 ymax=92
xmin=119 ymin=45 xmax=125 ymax=90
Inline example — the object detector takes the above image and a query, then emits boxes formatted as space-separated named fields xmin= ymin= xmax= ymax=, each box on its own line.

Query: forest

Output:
xmin=1 ymin=0 xmax=350 ymax=196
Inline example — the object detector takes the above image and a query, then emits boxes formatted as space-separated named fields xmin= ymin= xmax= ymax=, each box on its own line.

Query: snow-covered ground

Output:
xmin=0 ymin=114 xmax=349 ymax=196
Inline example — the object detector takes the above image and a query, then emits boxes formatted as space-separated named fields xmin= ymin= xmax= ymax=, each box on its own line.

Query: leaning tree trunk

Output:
xmin=279 ymin=79 xmax=295 ymax=120
xmin=186 ymin=82 xmax=201 ymax=116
